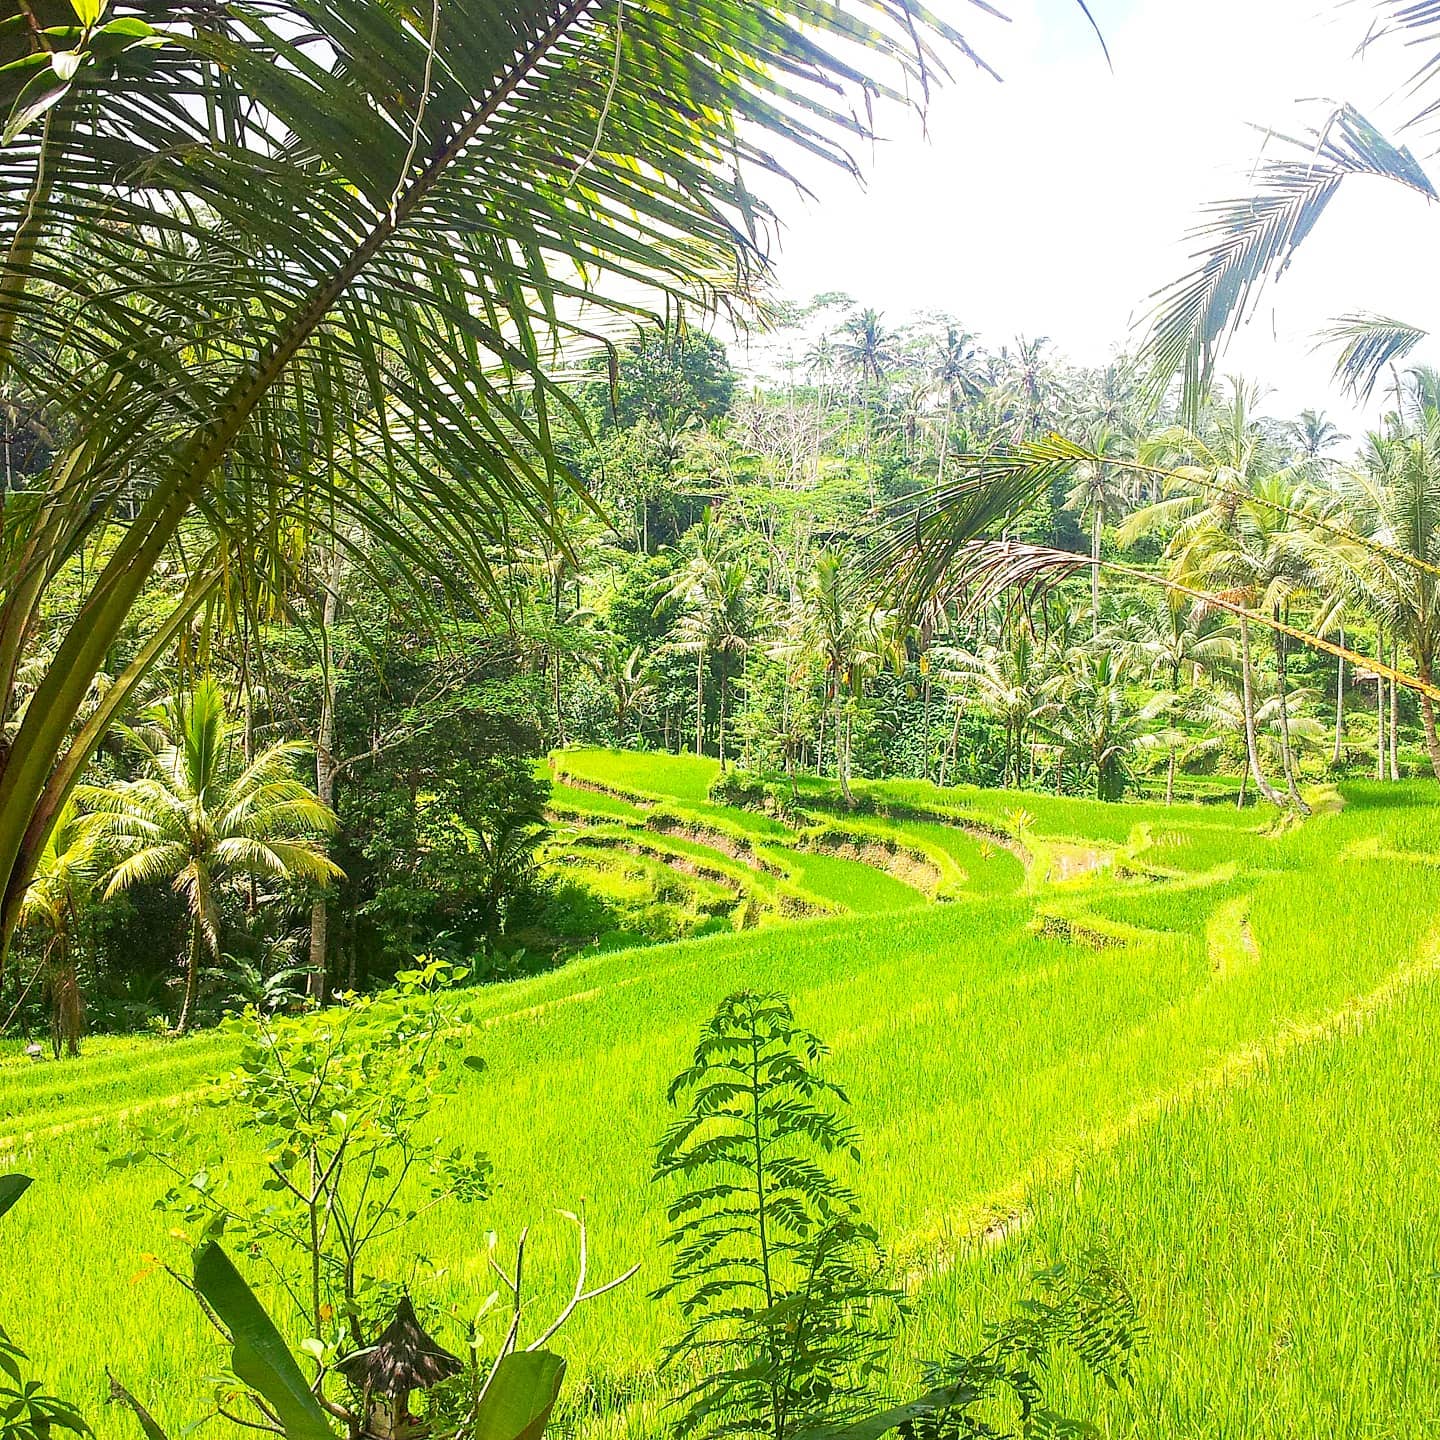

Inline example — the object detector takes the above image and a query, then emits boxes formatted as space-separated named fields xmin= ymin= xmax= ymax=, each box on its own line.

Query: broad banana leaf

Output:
xmin=192 ymin=1242 xmax=335 ymax=1440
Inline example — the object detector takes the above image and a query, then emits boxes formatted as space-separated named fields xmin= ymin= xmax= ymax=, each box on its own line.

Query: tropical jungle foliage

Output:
xmin=7 ymin=1 xmax=1440 ymax=1439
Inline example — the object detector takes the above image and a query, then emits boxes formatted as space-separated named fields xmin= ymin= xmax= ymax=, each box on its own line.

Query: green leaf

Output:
xmin=0 ymin=1174 xmax=32 ymax=1223
xmin=191 ymin=1243 xmax=335 ymax=1440
xmin=2 ymin=63 xmax=77 ymax=145
xmin=70 ymin=0 xmax=106 ymax=26
xmin=471 ymin=1351 xmax=566 ymax=1440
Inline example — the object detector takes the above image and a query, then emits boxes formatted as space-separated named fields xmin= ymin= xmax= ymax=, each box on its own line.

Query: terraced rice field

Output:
xmin=3 ymin=752 xmax=1439 ymax=1438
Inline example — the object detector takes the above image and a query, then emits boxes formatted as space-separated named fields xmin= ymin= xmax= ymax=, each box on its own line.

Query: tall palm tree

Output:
xmin=1338 ymin=409 xmax=1440 ymax=776
xmin=1121 ymin=385 xmax=1309 ymax=809
xmin=15 ymin=800 xmax=99 ymax=1057
xmin=1103 ymin=596 xmax=1236 ymax=803
xmin=835 ymin=307 xmax=898 ymax=495
xmin=0 ymin=0 xmax=1009 ymax=972
xmin=78 ymin=679 xmax=340 ymax=1033
xmin=659 ymin=511 xmax=732 ymax=757
xmin=709 ymin=563 xmax=760 ymax=771
xmin=941 ymin=627 xmax=1055 ymax=791
xmin=1287 ymin=409 xmax=1348 ymax=460
xmin=802 ymin=551 xmax=868 ymax=804
xmin=1064 ymin=422 xmax=1134 ymax=633
xmin=929 ymin=326 xmax=982 ymax=484
xmin=592 ymin=644 xmax=659 ymax=746
xmin=1042 ymin=650 xmax=1166 ymax=802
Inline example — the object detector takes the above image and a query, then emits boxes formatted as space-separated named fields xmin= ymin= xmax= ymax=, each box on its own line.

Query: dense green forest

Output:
xmin=5 ymin=0 xmax=1440 ymax=1438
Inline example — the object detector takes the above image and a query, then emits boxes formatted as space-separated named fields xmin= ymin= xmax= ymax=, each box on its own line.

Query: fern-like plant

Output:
xmin=813 ymin=1251 xmax=1142 ymax=1440
xmin=653 ymin=991 xmax=897 ymax=1440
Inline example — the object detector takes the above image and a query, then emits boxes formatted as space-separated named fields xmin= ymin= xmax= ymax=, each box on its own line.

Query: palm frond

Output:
xmin=867 ymin=441 xmax=1077 ymax=612
xmin=930 ymin=538 xmax=1440 ymax=702
xmin=0 ymin=0 xmax=1028 ymax=931
xmin=1141 ymin=105 xmax=1438 ymax=418
xmin=1323 ymin=312 xmax=1429 ymax=398
xmin=1364 ymin=2 xmax=1440 ymax=140
xmin=1046 ymin=437 xmax=1440 ymax=583
xmin=211 ymin=837 xmax=342 ymax=885
xmin=101 ymin=843 xmax=190 ymax=899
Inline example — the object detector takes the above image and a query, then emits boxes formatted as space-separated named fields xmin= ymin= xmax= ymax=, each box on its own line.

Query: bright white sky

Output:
xmin=743 ymin=0 xmax=1440 ymax=434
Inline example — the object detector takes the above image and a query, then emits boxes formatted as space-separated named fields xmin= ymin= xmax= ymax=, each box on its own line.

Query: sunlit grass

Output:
xmin=4 ymin=765 xmax=1438 ymax=1440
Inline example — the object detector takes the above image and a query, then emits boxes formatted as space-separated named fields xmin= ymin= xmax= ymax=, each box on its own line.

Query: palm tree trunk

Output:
xmin=1418 ymin=653 xmax=1440 ymax=781
xmin=1166 ymin=749 xmax=1176 ymax=806
xmin=695 ymin=648 xmax=705 ymax=757
xmin=1091 ymin=509 xmax=1101 ymax=637
xmin=1274 ymin=618 xmax=1309 ymax=815
xmin=1332 ymin=634 xmax=1345 ymax=768
xmin=177 ymin=920 xmax=204 ymax=1035
xmin=718 ymin=664 xmax=728 ymax=771
xmin=1239 ymin=617 xmax=1283 ymax=808
xmin=48 ymin=931 xmax=82 ymax=1059
xmin=861 ymin=376 xmax=876 ymax=505
xmin=843 ymin=707 xmax=854 ymax=805
xmin=920 ymin=675 xmax=931 ymax=782
xmin=1377 ymin=638 xmax=1387 ymax=781
xmin=940 ymin=701 xmax=962 ymax=789
xmin=308 ymin=543 xmax=343 ymax=1005
xmin=1389 ymin=640 xmax=1401 ymax=780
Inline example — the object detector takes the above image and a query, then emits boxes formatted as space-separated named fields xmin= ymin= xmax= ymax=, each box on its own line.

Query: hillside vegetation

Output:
xmin=4 ymin=752 xmax=1438 ymax=1438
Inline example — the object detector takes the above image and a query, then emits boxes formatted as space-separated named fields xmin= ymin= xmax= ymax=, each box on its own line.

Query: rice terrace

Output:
xmin=6 ymin=0 xmax=1440 ymax=1438
xmin=6 ymin=752 xmax=1440 ymax=1437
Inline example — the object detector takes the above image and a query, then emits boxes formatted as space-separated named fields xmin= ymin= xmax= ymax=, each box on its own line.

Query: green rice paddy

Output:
xmin=4 ymin=753 xmax=1438 ymax=1437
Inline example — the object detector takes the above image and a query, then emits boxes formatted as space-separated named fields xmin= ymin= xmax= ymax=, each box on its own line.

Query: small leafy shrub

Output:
xmin=114 ymin=959 xmax=491 ymax=1360
xmin=107 ymin=960 xmax=632 ymax=1438
xmin=763 ymin=782 xmax=799 ymax=823
xmin=653 ymin=991 xmax=897 ymax=1440
xmin=707 ymin=770 xmax=770 ymax=810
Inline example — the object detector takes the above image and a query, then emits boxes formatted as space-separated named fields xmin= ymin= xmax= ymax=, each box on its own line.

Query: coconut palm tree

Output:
xmin=78 ymin=679 xmax=340 ymax=1033
xmin=468 ymin=811 xmax=551 ymax=959
xmin=835 ymin=308 xmax=898 ymax=494
xmin=802 ymin=551 xmax=870 ymax=804
xmin=1042 ymin=650 xmax=1166 ymax=801
xmin=659 ymin=511 xmax=734 ymax=758
xmin=1336 ymin=407 xmax=1440 ymax=777
xmin=929 ymin=326 xmax=983 ymax=484
xmin=941 ymin=627 xmax=1056 ymax=791
xmin=1102 ymin=597 xmax=1236 ymax=803
xmin=1064 ymin=422 xmax=1134 ymax=634
xmin=1287 ymin=409 xmax=1348 ymax=460
xmin=593 ymin=644 xmax=659 ymax=746
xmin=1120 ymin=386 xmax=1311 ymax=809
xmin=14 ymin=800 xmax=98 ymax=1056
